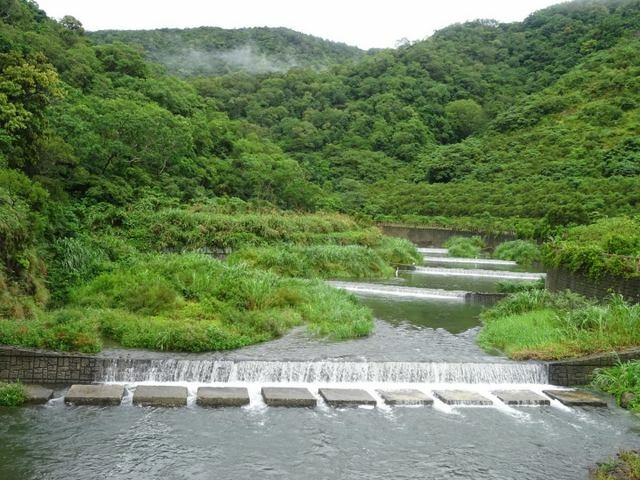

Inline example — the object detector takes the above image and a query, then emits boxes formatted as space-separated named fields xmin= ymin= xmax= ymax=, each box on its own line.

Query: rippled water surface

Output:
xmin=0 ymin=402 xmax=638 ymax=480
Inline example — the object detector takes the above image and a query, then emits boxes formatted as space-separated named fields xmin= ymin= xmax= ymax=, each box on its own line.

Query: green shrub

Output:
xmin=496 ymin=279 xmax=545 ymax=293
xmin=0 ymin=382 xmax=27 ymax=407
xmin=591 ymin=450 xmax=640 ymax=480
xmin=444 ymin=236 xmax=485 ymax=258
xmin=493 ymin=240 xmax=541 ymax=266
xmin=593 ymin=361 xmax=640 ymax=412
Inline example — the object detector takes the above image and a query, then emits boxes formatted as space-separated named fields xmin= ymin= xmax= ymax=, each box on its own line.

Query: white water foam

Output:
xmin=409 ymin=266 xmax=546 ymax=280
xmin=98 ymin=359 xmax=549 ymax=384
xmin=327 ymin=281 xmax=468 ymax=301
xmin=423 ymin=256 xmax=517 ymax=266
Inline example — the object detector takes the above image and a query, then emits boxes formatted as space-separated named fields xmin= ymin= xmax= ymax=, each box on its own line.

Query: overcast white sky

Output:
xmin=36 ymin=0 xmax=563 ymax=49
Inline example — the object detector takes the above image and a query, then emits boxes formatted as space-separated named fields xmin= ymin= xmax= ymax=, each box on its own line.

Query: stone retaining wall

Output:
xmin=379 ymin=224 xmax=515 ymax=248
xmin=0 ymin=346 xmax=100 ymax=384
xmin=547 ymin=348 xmax=640 ymax=386
xmin=546 ymin=267 xmax=640 ymax=304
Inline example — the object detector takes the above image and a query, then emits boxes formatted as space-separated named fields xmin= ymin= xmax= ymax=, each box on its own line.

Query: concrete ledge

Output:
xmin=196 ymin=387 xmax=249 ymax=407
xmin=492 ymin=390 xmax=550 ymax=406
xmin=433 ymin=390 xmax=492 ymax=406
xmin=24 ymin=385 xmax=54 ymax=405
xmin=377 ymin=389 xmax=433 ymax=406
xmin=133 ymin=386 xmax=187 ymax=407
xmin=261 ymin=387 xmax=316 ymax=407
xmin=319 ymin=388 xmax=376 ymax=407
xmin=543 ymin=389 xmax=607 ymax=407
xmin=65 ymin=384 xmax=124 ymax=406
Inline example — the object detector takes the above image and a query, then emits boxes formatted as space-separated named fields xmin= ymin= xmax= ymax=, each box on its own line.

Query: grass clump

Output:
xmin=227 ymin=238 xmax=419 ymax=279
xmin=444 ymin=236 xmax=485 ymax=258
xmin=0 ymin=382 xmax=27 ymax=407
xmin=62 ymin=253 xmax=372 ymax=352
xmin=478 ymin=292 xmax=640 ymax=360
xmin=496 ymin=279 xmax=545 ymax=294
xmin=592 ymin=361 xmax=640 ymax=412
xmin=590 ymin=450 xmax=640 ymax=480
xmin=493 ymin=240 xmax=541 ymax=266
xmin=0 ymin=309 xmax=103 ymax=353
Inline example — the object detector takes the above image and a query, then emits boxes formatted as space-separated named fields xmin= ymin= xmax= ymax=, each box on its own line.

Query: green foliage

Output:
xmin=542 ymin=217 xmax=640 ymax=278
xmin=591 ymin=450 xmax=640 ymax=480
xmin=444 ymin=236 xmax=485 ymax=258
xmin=0 ymin=382 xmax=27 ymax=407
xmin=479 ymin=293 xmax=640 ymax=360
xmin=593 ymin=361 xmax=640 ymax=412
xmin=64 ymin=253 xmax=372 ymax=351
xmin=493 ymin=240 xmax=541 ymax=266
xmin=90 ymin=27 xmax=365 ymax=76
xmin=228 ymin=244 xmax=396 ymax=279
xmin=496 ymin=279 xmax=545 ymax=294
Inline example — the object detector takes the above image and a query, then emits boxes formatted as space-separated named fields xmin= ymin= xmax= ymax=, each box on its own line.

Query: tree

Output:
xmin=444 ymin=99 xmax=486 ymax=142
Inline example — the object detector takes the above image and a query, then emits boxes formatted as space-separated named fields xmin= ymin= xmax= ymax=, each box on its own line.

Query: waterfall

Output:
xmin=98 ymin=359 xmax=548 ymax=384
xmin=327 ymin=281 xmax=468 ymax=300
xmin=410 ymin=266 xmax=546 ymax=280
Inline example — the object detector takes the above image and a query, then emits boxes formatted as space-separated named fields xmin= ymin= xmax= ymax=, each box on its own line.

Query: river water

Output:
xmin=0 ymin=263 xmax=638 ymax=479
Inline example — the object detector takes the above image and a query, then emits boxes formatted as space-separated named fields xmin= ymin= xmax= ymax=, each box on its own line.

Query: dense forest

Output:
xmin=0 ymin=0 xmax=639 ymax=350
xmin=89 ymin=27 xmax=366 ymax=76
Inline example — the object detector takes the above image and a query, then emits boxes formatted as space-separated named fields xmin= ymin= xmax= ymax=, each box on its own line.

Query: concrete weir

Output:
xmin=133 ymin=385 xmax=188 ymax=407
xmin=410 ymin=266 xmax=546 ymax=281
xmin=197 ymin=387 xmax=249 ymax=407
xmin=543 ymin=389 xmax=607 ymax=407
xmin=492 ymin=390 xmax=550 ymax=406
xmin=377 ymin=389 xmax=433 ymax=406
xmin=261 ymin=387 xmax=317 ymax=407
xmin=319 ymin=388 xmax=376 ymax=407
xmin=65 ymin=384 xmax=124 ymax=406
xmin=433 ymin=390 xmax=493 ymax=406
xmin=24 ymin=385 xmax=54 ymax=405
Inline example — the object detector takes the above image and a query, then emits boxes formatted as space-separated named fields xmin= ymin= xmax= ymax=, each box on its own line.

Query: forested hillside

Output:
xmin=181 ymin=0 xmax=640 ymax=231
xmin=1 ymin=0 xmax=639 ymax=346
xmin=89 ymin=27 xmax=366 ymax=76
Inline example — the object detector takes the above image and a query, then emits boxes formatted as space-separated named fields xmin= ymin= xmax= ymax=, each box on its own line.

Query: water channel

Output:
xmin=0 ymin=248 xmax=638 ymax=479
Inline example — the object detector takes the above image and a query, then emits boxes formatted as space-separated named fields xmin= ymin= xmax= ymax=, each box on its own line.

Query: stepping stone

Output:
xmin=492 ymin=390 xmax=550 ymax=406
xmin=196 ymin=387 xmax=249 ymax=407
xmin=133 ymin=386 xmax=187 ymax=407
xmin=65 ymin=384 xmax=124 ymax=406
xmin=377 ymin=389 xmax=433 ymax=406
xmin=543 ymin=389 xmax=607 ymax=407
xmin=261 ymin=387 xmax=316 ymax=407
xmin=319 ymin=388 xmax=376 ymax=407
xmin=24 ymin=385 xmax=54 ymax=405
xmin=432 ymin=390 xmax=493 ymax=406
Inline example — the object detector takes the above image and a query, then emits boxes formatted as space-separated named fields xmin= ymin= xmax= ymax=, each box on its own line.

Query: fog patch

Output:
xmin=158 ymin=44 xmax=300 ymax=76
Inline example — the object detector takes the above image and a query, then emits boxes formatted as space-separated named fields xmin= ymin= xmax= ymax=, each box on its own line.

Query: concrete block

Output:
xmin=319 ymin=388 xmax=376 ymax=407
xmin=24 ymin=385 xmax=54 ymax=405
xmin=261 ymin=387 xmax=316 ymax=407
xmin=196 ymin=387 xmax=249 ymax=407
xmin=543 ymin=389 xmax=607 ymax=407
xmin=377 ymin=389 xmax=433 ymax=406
xmin=492 ymin=390 xmax=550 ymax=406
xmin=432 ymin=389 xmax=492 ymax=406
xmin=65 ymin=384 xmax=124 ymax=406
xmin=133 ymin=385 xmax=187 ymax=407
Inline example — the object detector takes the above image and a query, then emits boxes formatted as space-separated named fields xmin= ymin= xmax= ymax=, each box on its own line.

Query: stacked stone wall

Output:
xmin=546 ymin=267 xmax=640 ymax=304
xmin=0 ymin=346 xmax=99 ymax=384
xmin=548 ymin=348 xmax=640 ymax=386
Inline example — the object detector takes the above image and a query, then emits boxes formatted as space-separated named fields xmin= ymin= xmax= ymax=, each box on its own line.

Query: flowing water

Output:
xmin=0 ymin=250 xmax=638 ymax=480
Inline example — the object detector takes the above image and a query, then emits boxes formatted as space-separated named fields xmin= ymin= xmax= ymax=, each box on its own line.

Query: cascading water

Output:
xmin=98 ymin=359 xmax=548 ymax=384
xmin=327 ymin=281 xmax=469 ymax=300
xmin=410 ymin=266 xmax=546 ymax=280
